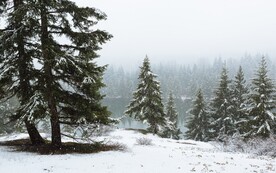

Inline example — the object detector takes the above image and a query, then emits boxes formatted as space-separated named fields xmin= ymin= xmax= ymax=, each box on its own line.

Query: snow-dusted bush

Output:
xmin=220 ymin=135 xmax=276 ymax=157
xmin=252 ymin=137 xmax=276 ymax=157
xmin=136 ymin=137 xmax=153 ymax=146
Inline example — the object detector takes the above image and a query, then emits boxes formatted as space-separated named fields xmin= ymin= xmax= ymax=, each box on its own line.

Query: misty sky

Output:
xmin=75 ymin=0 xmax=276 ymax=68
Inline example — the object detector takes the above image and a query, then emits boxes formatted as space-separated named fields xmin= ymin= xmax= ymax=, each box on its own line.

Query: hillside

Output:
xmin=0 ymin=129 xmax=275 ymax=173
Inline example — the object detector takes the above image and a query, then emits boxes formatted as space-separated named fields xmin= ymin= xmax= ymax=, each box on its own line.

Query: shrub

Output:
xmin=136 ymin=137 xmax=153 ymax=146
xmin=220 ymin=135 xmax=276 ymax=157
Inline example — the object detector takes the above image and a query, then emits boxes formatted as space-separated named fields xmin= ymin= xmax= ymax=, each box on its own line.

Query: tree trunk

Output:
xmin=40 ymin=0 xmax=62 ymax=147
xmin=24 ymin=120 xmax=45 ymax=145
xmin=49 ymin=100 xmax=62 ymax=148
xmin=14 ymin=0 xmax=45 ymax=145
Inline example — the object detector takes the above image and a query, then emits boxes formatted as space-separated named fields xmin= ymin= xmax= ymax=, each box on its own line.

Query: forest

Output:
xmin=101 ymin=56 xmax=276 ymax=136
xmin=0 ymin=1 xmax=276 ymax=172
xmin=1 ymin=54 xmax=276 ymax=140
xmin=0 ymin=0 xmax=275 ymax=152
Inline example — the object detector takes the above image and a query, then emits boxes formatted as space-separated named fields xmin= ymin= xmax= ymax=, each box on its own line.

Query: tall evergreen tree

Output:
xmin=244 ymin=57 xmax=276 ymax=138
xmin=1 ymin=0 xmax=112 ymax=147
xmin=186 ymin=89 xmax=210 ymax=141
xmin=209 ymin=67 xmax=235 ymax=139
xmin=162 ymin=92 xmax=181 ymax=139
xmin=36 ymin=0 xmax=112 ymax=147
xmin=0 ymin=0 xmax=45 ymax=145
xmin=231 ymin=66 xmax=249 ymax=135
xmin=125 ymin=56 xmax=165 ymax=134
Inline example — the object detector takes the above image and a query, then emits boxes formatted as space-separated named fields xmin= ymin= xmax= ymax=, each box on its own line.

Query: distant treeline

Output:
xmin=102 ymin=55 xmax=276 ymax=100
xmin=101 ymin=55 xmax=275 ymax=130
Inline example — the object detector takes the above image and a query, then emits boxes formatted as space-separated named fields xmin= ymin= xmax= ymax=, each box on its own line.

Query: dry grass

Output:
xmin=0 ymin=139 xmax=126 ymax=155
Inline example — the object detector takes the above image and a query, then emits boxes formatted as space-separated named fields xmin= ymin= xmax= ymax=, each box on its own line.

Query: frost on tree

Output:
xmin=38 ymin=0 xmax=113 ymax=147
xmin=0 ymin=0 xmax=46 ymax=144
xmin=231 ymin=66 xmax=249 ymax=135
xmin=186 ymin=89 xmax=210 ymax=142
xmin=209 ymin=67 xmax=235 ymax=139
xmin=0 ymin=0 xmax=113 ymax=147
xmin=125 ymin=56 xmax=166 ymax=135
xmin=161 ymin=92 xmax=181 ymax=140
xmin=243 ymin=57 xmax=276 ymax=138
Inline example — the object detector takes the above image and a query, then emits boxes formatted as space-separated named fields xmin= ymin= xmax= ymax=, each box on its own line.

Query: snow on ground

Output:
xmin=0 ymin=129 xmax=275 ymax=173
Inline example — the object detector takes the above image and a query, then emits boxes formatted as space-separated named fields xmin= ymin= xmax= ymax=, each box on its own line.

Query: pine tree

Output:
xmin=1 ymin=0 xmax=112 ymax=147
xmin=244 ymin=57 xmax=276 ymax=138
xmin=162 ymin=92 xmax=181 ymax=139
xmin=186 ymin=89 xmax=210 ymax=141
xmin=0 ymin=0 xmax=45 ymax=145
xmin=231 ymin=66 xmax=249 ymax=135
xmin=125 ymin=56 xmax=166 ymax=134
xmin=209 ymin=67 xmax=235 ymax=139
xmin=37 ymin=0 xmax=113 ymax=147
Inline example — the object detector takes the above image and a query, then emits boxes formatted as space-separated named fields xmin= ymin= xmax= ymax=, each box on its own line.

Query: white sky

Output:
xmin=74 ymin=0 xmax=276 ymax=68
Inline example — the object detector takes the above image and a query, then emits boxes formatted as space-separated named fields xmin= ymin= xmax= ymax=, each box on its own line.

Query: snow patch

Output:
xmin=0 ymin=129 xmax=275 ymax=173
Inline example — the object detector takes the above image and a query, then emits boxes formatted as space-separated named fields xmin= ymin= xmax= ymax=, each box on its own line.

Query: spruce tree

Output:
xmin=231 ymin=66 xmax=249 ymax=135
xmin=186 ymin=89 xmax=210 ymax=141
xmin=162 ymin=92 xmax=181 ymax=139
xmin=209 ymin=67 xmax=235 ymax=139
xmin=0 ymin=0 xmax=45 ymax=145
xmin=1 ymin=0 xmax=112 ymax=147
xmin=125 ymin=56 xmax=166 ymax=134
xmin=244 ymin=57 xmax=276 ymax=138
xmin=37 ymin=0 xmax=112 ymax=147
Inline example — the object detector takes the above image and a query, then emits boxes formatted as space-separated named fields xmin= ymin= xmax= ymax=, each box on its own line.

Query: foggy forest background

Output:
xmin=0 ymin=55 xmax=275 ymax=134
xmin=101 ymin=55 xmax=276 ymax=132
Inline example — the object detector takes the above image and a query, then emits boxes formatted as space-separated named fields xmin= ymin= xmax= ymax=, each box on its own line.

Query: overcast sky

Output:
xmin=74 ymin=0 xmax=276 ymax=68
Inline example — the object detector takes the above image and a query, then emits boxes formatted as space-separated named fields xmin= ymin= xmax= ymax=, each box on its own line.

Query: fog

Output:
xmin=74 ymin=0 xmax=276 ymax=68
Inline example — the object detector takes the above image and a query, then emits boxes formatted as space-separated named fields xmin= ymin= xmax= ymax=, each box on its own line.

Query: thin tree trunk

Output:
xmin=14 ymin=0 xmax=44 ymax=145
xmin=39 ymin=0 xmax=62 ymax=147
